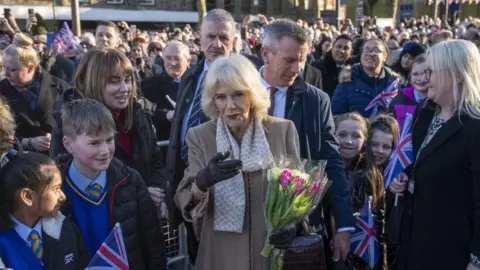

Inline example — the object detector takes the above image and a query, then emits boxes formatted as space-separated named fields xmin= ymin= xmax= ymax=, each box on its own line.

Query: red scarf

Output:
xmin=111 ymin=110 xmax=132 ymax=163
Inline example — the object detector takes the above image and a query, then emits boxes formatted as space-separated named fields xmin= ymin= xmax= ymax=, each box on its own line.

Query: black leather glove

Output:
xmin=196 ymin=151 xmax=242 ymax=192
xmin=268 ymin=224 xmax=297 ymax=249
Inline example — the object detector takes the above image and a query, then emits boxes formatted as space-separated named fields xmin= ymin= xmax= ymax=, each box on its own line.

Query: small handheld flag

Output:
xmin=384 ymin=113 xmax=414 ymax=189
xmin=350 ymin=197 xmax=380 ymax=269
xmin=85 ymin=223 xmax=129 ymax=270
xmin=364 ymin=78 xmax=400 ymax=119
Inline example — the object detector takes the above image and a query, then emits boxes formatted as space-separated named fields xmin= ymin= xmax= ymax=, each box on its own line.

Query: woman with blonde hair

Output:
xmin=0 ymin=33 xmax=68 ymax=153
xmin=389 ymin=40 xmax=480 ymax=270
xmin=50 ymin=48 xmax=167 ymax=217
xmin=174 ymin=54 xmax=300 ymax=270
xmin=0 ymin=98 xmax=20 ymax=167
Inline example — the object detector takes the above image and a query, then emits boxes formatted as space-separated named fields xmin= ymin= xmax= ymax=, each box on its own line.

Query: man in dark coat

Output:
xmin=302 ymin=63 xmax=323 ymax=90
xmin=165 ymin=8 xmax=237 ymax=263
xmin=260 ymin=19 xmax=354 ymax=264
xmin=142 ymin=40 xmax=191 ymax=142
xmin=312 ymin=35 xmax=353 ymax=97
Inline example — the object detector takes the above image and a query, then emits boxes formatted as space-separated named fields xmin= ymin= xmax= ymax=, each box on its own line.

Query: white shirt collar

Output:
xmin=413 ymin=89 xmax=425 ymax=102
xmin=10 ymin=215 xmax=42 ymax=243
xmin=258 ymin=66 xmax=288 ymax=93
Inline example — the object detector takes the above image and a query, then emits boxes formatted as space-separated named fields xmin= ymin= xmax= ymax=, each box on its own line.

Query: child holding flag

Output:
xmin=334 ymin=112 xmax=387 ymax=269
xmin=55 ymin=99 xmax=166 ymax=269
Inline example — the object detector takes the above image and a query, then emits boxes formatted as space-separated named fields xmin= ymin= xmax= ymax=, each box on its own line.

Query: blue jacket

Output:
xmin=331 ymin=63 xmax=398 ymax=117
xmin=285 ymin=78 xmax=354 ymax=229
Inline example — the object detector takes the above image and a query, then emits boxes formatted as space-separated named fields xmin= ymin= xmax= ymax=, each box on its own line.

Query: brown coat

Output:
xmin=174 ymin=116 xmax=300 ymax=270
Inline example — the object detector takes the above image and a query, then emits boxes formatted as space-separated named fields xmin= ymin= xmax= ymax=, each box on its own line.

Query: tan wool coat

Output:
xmin=174 ymin=116 xmax=300 ymax=270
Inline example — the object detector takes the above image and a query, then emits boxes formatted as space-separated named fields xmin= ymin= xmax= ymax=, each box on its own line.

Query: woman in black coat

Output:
xmin=0 ymin=33 xmax=68 ymax=154
xmin=49 ymin=49 xmax=168 ymax=217
xmin=389 ymin=40 xmax=480 ymax=270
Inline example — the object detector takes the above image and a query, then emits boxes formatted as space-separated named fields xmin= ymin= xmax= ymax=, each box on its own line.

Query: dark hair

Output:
xmin=334 ymin=34 xmax=353 ymax=45
xmin=316 ymin=36 xmax=333 ymax=55
xmin=0 ymin=153 xmax=58 ymax=230
xmin=96 ymin=21 xmax=120 ymax=35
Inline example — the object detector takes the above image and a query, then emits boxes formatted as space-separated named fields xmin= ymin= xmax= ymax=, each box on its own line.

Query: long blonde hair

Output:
xmin=427 ymin=40 xmax=480 ymax=119
xmin=74 ymin=49 xmax=137 ymax=131
xmin=3 ymin=33 xmax=38 ymax=67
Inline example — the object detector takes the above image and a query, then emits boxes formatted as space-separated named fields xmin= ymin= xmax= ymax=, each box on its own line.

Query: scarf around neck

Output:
xmin=214 ymin=117 xmax=273 ymax=233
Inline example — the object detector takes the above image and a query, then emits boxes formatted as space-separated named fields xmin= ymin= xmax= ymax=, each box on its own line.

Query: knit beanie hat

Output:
xmin=400 ymin=41 xmax=426 ymax=59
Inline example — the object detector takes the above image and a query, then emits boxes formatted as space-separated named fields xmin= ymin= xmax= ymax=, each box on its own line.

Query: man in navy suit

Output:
xmin=259 ymin=19 xmax=354 ymax=264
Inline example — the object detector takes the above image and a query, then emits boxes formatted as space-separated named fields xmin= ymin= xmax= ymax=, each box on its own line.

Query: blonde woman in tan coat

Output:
xmin=174 ymin=54 xmax=300 ymax=270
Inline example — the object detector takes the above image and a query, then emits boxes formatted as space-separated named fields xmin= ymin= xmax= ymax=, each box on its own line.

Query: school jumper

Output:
xmin=0 ymin=212 xmax=89 ymax=270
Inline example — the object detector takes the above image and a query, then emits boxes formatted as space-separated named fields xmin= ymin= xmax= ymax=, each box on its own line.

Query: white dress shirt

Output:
xmin=10 ymin=215 xmax=42 ymax=247
xmin=259 ymin=66 xmax=289 ymax=118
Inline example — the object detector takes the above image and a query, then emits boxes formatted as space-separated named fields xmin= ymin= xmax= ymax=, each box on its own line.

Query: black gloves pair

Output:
xmin=196 ymin=151 xmax=296 ymax=249
xmin=196 ymin=151 xmax=243 ymax=192
xmin=269 ymin=224 xmax=297 ymax=249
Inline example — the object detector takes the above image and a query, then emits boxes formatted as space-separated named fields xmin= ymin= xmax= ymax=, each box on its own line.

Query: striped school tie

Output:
xmin=85 ymin=182 xmax=103 ymax=199
xmin=181 ymin=70 xmax=207 ymax=163
xmin=28 ymin=229 xmax=43 ymax=260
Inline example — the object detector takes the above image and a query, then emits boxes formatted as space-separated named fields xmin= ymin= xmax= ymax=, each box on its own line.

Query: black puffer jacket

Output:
xmin=50 ymin=88 xmax=166 ymax=189
xmin=56 ymin=155 xmax=167 ymax=270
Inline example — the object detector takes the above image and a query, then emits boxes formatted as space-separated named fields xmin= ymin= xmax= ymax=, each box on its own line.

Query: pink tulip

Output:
xmin=311 ymin=182 xmax=320 ymax=197
xmin=279 ymin=170 xmax=292 ymax=189
xmin=294 ymin=176 xmax=306 ymax=195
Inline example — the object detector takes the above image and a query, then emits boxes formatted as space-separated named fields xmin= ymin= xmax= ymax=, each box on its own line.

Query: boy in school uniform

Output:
xmin=54 ymin=99 xmax=166 ymax=269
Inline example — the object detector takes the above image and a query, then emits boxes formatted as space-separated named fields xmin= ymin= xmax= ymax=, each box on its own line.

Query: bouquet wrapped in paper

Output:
xmin=262 ymin=159 xmax=332 ymax=270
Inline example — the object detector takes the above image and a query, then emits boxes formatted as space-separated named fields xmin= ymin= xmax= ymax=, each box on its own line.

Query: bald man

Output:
xmin=142 ymin=40 xmax=191 ymax=142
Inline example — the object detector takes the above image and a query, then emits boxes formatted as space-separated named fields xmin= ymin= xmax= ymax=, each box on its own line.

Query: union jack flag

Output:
xmin=86 ymin=223 xmax=129 ymax=270
xmin=364 ymin=78 xmax=400 ymax=119
xmin=58 ymin=22 xmax=75 ymax=44
xmin=350 ymin=197 xmax=380 ymax=269
xmin=384 ymin=113 xmax=414 ymax=189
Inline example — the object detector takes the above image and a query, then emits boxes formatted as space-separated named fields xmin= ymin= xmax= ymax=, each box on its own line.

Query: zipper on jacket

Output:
xmin=108 ymin=174 xmax=130 ymax=226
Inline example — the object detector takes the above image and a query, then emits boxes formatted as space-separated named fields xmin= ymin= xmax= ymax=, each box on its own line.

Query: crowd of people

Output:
xmin=0 ymin=5 xmax=479 ymax=270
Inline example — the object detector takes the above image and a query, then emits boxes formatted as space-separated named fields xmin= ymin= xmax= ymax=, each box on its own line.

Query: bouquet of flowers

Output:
xmin=262 ymin=159 xmax=331 ymax=270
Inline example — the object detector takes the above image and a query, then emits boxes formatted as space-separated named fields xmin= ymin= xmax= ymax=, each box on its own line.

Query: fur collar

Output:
xmin=41 ymin=211 xmax=65 ymax=240
xmin=338 ymin=64 xmax=400 ymax=84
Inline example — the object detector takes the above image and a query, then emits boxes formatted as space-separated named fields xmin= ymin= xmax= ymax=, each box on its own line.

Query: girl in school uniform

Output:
xmin=0 ymin=153 xmax=89 ymax=270
xmin=334 ymin=112 xmax=388 ymax=269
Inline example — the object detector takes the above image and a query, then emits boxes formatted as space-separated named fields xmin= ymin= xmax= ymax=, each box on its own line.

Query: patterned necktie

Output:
xmin=268 ymin=87 xmax=278 ymax=116
xmin=181 ymin=70 xmax=207 ymax=163
xmin=85 ymin=182 xmax=103 ymax=199
xmin=28 ymin=229 xmax=43 ymax=260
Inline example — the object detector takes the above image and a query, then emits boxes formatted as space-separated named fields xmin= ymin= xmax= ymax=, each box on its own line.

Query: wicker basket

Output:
xmin=282 ymin=235 xmax=327 ymax=270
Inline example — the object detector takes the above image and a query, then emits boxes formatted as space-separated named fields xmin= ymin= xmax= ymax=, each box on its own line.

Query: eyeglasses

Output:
xmin=361 ymin=47 xmax=385 ymax=54
xmin=424 ymin=68 xmax=432 ymax=80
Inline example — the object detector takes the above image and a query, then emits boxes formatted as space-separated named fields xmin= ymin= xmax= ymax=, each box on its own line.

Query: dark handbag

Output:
xmin=282 ymin=235 xmax=327 ymax=270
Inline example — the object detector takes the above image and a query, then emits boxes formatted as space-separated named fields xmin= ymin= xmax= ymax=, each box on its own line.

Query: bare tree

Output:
xmin=197 ymin=0 xmax=207 ymax=24
xmin=392 ymin=0 xmax=399 ymax=26
xmin=364 ymin=0 xmax=380 ymax=16
xmin=313 ymin=0 xmax=322 ymax=19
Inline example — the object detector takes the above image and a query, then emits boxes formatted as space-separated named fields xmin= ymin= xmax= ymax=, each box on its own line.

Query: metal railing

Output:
xmin=157 ymin=140 xmax=190 ymax=270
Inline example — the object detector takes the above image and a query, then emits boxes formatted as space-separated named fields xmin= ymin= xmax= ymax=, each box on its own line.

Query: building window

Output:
xmin=138 ymin=0 xmax=155 ymax=5
xmin=106 ymin=0 xmax=124 ymax=4
xmin=79 ymin=0 xmax=89 ymax=3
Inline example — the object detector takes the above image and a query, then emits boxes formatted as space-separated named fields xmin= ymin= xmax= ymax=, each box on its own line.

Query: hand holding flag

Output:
xmin=384 ymin=113 xmax=414 ymax=206
xmin=350 ymin=196 xmax=380 ymax=269
xmin=86 ymin=223 xmax=129 ymax=270
xmin=364 ymin=78 xmax=400 ymax=119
